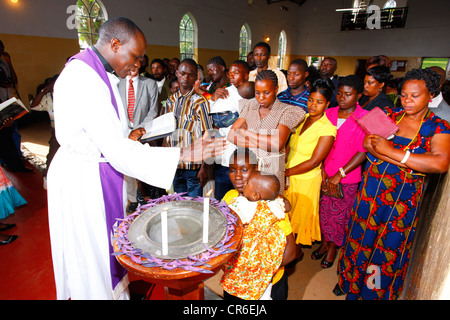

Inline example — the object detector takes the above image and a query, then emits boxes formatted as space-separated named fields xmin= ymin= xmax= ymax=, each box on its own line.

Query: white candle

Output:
xmin=161 ymin=208 xmax=168 ymax=256
xmin=203 ymin=190 xmax=212 ymax=244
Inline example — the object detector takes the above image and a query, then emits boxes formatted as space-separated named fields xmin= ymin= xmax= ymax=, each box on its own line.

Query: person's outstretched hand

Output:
xmin=179 ymin=130 xmax=228 ymax=163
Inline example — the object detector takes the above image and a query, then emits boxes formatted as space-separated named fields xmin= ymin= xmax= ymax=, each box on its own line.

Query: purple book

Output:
xmin=356 ymin=107 xmax=399 ymax=139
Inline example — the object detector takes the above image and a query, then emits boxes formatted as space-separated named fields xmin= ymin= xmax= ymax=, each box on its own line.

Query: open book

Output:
xmin=140 ymin=112 xmax=176 ymax=143
xmin=0 ymin=97 xmax=29 ymax=127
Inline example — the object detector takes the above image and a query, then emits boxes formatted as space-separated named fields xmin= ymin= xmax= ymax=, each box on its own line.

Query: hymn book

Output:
xmin=140 ymin=112 xmax=176 ymax=143
xmin=0 ymin=97 xmax=29 ymax=128
xmin=354 ymin=107 xmax=399 ymax=140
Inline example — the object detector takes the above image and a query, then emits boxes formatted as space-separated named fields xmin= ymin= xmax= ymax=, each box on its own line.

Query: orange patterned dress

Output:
xmin=221 ymin=200 xmax=286 ymax=300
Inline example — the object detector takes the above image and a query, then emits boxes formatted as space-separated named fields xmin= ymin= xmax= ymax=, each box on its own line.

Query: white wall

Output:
xmin=0 ymin=0 xmax=448 ymax=58
xmin=295 ymin=0 xmax=450 ymax=57
xmin=0 ymin=0 xmax=301 ymax=54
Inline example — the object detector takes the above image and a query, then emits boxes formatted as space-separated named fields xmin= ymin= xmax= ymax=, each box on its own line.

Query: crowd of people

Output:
xmin=1 ymin=16 xmax=450 ymax=301
xmin=120 ymin=45 xmax=450 ymax=300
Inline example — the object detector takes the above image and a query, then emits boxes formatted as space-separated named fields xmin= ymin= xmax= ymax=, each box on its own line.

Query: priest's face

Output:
xmin=111 ymin=32 xmax=147 ymax=79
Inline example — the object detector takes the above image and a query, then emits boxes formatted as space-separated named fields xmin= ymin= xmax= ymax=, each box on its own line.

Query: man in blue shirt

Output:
xmin=277 ymin=59 xmax=309 ymax=112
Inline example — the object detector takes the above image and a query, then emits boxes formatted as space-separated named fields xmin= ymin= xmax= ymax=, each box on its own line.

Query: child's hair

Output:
xmin=289 ymin=59 xmax=308 ymax=73
xmin=310 ymin=78 xmax=335 ymax=101
xmin=255 ymin=69 xmax=278 ymax=88
xmin=229 ymin=147 xmax=258 ymax=166
xmin=168 ymin=76 xmax=178 ymax=89
xmin=338 ymin=75 xmax=364 ymax=94
xmin=237 ymin=81 xmax=255 ymax=99
xmin=247 ymin=171 xmax=280 ymax=201
xmin=400 ymin=68 xmax=441 ymax=97
xmin=231 ymin=60 xmax=250 ymax=75
xmin=306 ymin=66 xmax=321 ymax=85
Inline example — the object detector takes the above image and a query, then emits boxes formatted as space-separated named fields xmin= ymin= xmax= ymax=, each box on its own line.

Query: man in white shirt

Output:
xmin=248 ymin=42 xmax=287 ymax=94
xmin=149 ymin=58 xmax=170 ymax=116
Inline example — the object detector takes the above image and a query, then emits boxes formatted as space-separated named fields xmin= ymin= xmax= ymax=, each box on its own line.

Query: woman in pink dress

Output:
xmin=313 ymin=75 xmax=368 ymax=268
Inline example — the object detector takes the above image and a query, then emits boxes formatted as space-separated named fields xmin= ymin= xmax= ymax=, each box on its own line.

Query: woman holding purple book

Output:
xmin=335 ymin=68 xmax=450 ymax=300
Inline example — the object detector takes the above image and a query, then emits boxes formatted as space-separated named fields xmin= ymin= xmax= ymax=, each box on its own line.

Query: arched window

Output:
xmin=179 ymin=13 xmax=198 ymax=61
xmin=239 ymin=24 xmax=251 ymax=61
xmin=76 ymin=0 xmax=108 ymax=50
xmin=277 ymin=31 xmax=287 ymax=70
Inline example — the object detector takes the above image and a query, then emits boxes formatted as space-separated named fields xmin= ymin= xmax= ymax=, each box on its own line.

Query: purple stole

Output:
xmin=68 ymin=47 xmax=126 ymax=290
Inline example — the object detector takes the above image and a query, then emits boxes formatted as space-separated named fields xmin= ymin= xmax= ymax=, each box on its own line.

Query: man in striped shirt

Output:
xmin=163 ymin=58 xmax=213 ymax=197
xmin=277 ymin=59 xmax=310 ymax=112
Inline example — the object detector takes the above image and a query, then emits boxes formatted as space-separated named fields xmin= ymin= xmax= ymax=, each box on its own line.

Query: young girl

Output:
xmin=222 ymin=148 xmax=295 ymax=300
xmin=227 ymin=70 xmax=305 ymax=193
xmin=284 ymin=79 xmax=337 ymax=263
xmin=315 ymin=75 xmax=368 ymax=268
xmin=0 ymin=165 xmax=26 ymax=245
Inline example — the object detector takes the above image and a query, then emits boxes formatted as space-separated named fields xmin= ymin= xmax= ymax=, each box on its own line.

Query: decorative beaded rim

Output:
xmin=113 ymin=193 xmax=238 ymax=274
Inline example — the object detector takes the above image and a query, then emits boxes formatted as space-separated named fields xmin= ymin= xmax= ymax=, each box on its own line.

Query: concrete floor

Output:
xmin=18 ymin=117 xmax=345 ymax=300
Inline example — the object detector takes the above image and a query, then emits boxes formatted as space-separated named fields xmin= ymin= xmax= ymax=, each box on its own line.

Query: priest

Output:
xmin=47 ymin=17 xmax=226 ymax=300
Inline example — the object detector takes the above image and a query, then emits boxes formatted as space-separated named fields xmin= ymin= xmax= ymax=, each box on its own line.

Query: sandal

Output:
xmin=332 ymin=283 xmax=345 ymax=296
xmin=320 ymin=257 xmax=334 ymax=269
xmin=311 ymin=249 xmax=326 ymax=260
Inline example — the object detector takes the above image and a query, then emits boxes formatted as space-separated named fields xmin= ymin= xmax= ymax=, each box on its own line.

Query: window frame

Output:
xmin=75 ymin=0 xmax=108 ymax=50
xmin=179 ymin=12 xmax=198 ymax=62
xmin=239 ymin=24 xmax=252 ymax=61
xmin=277 ymin=30 xmax=287 ymax=70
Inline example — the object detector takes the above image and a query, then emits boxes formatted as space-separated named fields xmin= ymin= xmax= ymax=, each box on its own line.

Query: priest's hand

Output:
xmin=179 ymin=130 xmax=228 ymax=163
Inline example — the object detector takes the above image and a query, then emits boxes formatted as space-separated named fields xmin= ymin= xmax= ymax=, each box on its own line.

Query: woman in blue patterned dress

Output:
xmin=335 ymin=68 xmax=450 ymax=300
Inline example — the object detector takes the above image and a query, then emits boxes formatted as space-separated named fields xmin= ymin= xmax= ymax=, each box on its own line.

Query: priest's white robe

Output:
xmin=47 ymin=59 xmax=180 ymax=300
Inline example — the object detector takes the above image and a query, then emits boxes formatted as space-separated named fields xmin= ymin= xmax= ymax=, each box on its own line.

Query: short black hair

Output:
xmin=253 ymin=41 xmax=271 ymax=55
xmin=150 ymin=58 xmax=165 ymax=67
xmin=306 ymin=66 xmax=321 ymax=85
xmin=400 ymin=68 xmax=441 ymax=97
xmin=207 ymin=56 xmax=226 ymax=69
xmin=180 ymin=58 xmax=198 ymax=71
xmin=323 ymin=57 xmax=337 ymax=66
xmin=97 ymin=17 xmax=144 ymax=46
xmin=366 ymin=65 xmax=391 ymax=85
xmin=310 ymin=78 xmax=335 ymax=101
xmin=230 ymin=60 xmax=250 ymax=74
xmin=338 ymin=75 xmax=364 ymax=94
xmin=289 ymin=59 xmax=308 ymax=72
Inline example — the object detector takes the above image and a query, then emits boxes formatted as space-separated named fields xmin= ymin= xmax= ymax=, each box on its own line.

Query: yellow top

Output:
xmin=286 ymin=114 xmax=337 ymax=179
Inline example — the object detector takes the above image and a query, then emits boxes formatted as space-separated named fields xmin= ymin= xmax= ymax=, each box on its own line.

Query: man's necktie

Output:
xmin=127 ymin=78 xmax=135 ymax=122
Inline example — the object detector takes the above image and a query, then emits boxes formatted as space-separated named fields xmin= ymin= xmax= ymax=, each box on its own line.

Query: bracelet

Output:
xmin=339 ymin=167 xmax=346 ymax=178
xmin=401 ymin=150 xmax=411 ymax=164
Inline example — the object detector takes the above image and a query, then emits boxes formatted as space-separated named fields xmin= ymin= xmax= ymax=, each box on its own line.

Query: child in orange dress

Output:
xmin=221 ymin=171 xmax=291 ymax=300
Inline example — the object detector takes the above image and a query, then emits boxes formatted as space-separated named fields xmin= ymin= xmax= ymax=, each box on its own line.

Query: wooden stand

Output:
xmin=113 ymin=210 xmax=243 ymax=300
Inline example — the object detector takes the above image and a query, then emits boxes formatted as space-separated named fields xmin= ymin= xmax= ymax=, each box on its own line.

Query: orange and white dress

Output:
xmin=221 ymin=199 xmax=286 ymax=300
